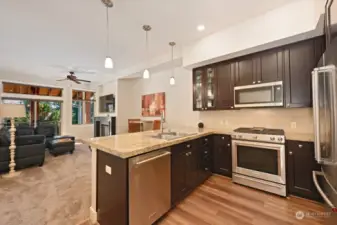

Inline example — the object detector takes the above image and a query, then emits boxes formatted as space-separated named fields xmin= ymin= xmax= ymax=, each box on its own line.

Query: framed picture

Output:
xmin=141 ymin=92 xmax=165 ymax=117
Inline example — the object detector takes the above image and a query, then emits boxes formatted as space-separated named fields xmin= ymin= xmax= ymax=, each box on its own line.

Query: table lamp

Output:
xmin=0 ymin=104 xmax=26 ymax=177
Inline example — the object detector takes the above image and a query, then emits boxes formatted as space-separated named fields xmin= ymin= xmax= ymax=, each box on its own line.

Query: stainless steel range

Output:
xmin=231 ymin=127 xmax=286 ymax=196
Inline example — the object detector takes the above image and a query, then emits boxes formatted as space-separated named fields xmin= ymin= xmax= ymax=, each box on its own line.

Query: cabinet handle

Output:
xmin=298 ymin=144 xmax=303 ymax=148
xmin=221 ymin=136 xmax=225 ymax=140
xmin=289 ymin=151 xmax=293 ymax=155
xmin=227 ymin=144 xmax=231 ymax=147
xmin=205 ymin=168 xmax=209 ymax=171
xmin=205 ymin=138 xmax=208 ymax=142
xmin=189 ymin=152 xmax=192 ymax=155
xmin=186 ymin=152 xmax=189 ymax=156
xmin=204 ymin=151 xmax=208 ymax=154
xmin=258 ymin=80 xmax=261 ymax=83
xmin=253 ymin=81 xmax=256 ymax=84
xmin=187 ymin=144 xmax=191 ymax=148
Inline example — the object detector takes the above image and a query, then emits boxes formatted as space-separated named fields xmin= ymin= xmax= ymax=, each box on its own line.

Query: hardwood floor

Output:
xmin=159 ymin=175 xmax=325 ymax=225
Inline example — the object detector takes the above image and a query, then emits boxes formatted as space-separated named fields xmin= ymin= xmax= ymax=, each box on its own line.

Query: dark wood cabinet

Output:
xmin=236 ymin=57 xmax=255 ymax=86
xmin=213 ymin=135 xmax=232 ymax=177
xmin=192 ymin=36 xmax=325 ymax=111
xmin=171 ymin=141 xmax=198 ymax=205
xmin=259 ymin=49 xmax=284 ymax=83
xmin=192 ymin=67 xmax=217 ymax=111
xmin=216 ymin=62 xmax=235 ymax=109
xmin=286 ymin=140 xmax=321 ymax=201
xmin=196 ymin=136 xmax=213 ymax=185
xmin=284 ymin=37 xmax=325 ymax=108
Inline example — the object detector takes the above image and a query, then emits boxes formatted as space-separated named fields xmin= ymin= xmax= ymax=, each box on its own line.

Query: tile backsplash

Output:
xmin=199 ymin=108 xmax=313 ymax=134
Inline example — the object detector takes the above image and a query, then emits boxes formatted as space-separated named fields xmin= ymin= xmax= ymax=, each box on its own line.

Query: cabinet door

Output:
xmin=197 ymin=136 xmax=213 ymax=185
xmin=213 ymin=135 xmax=232 ymax=177
xmin=204 ymin=67 xmax=217 ymax=110
xmin=185 ymin=142 xmax=199 ymax=191
xmin=287 ymin=140 xmax=321 ymax=201
xmin=284 ymin=39 xmax=315 ymax=108
xmin=259 ymin=50 xmax=284 ymax=83
xmin=237 ymin=58 xmax=254 ymax=86
xmin=171 ymin=146 xmax=188 ymax=205
xmin=193 ymin=68 xmax=204 ymax=111
xmin=216 ymin=62 xmax=234 ymax=109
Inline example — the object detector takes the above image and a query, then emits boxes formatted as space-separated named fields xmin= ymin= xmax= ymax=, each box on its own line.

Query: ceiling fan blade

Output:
xmin=73 ymin=79 xmax=81 ymax=84
xmin=76 ymin=79 xmax=91 ymax=83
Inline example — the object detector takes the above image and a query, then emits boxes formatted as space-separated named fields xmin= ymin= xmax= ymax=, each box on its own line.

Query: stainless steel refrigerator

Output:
xmin=312 ymin=2 xmax=337 ymax=223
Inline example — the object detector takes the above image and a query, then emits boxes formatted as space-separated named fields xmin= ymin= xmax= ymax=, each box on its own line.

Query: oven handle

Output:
xmin=235 ymin=174 xmax=283 ymax=189
xmin=232 ymin=139 xmax=285 ymax=149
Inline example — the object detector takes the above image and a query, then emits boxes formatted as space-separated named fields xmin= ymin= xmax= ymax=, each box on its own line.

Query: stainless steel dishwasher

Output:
xmin=129 ymin=149 xmax=171 ymax=225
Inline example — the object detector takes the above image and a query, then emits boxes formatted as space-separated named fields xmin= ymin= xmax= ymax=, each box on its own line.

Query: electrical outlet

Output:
xmin=291 ymin=122 xmax=297 ymax=129
xmin=105 ymin=165 xmax=112 ymax=175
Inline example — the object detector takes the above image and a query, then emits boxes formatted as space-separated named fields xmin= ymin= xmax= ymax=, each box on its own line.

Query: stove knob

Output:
xmin=278 ymin=137 xmax=283 ymax=142
xmin=270 ymin=137 xmax=275 ymax=141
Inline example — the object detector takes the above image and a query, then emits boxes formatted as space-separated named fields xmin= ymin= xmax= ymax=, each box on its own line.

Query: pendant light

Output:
xmin=169 ymin=42 xmax=176 ymax=85
xmin=103 ymin=0 xmax=114 ymax=69
xmin=143 ymin=25 xmax=152 ymax=79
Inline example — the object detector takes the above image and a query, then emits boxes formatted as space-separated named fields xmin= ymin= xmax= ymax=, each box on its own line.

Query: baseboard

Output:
xmin=90 ymin=206 xmax=98 ymax=224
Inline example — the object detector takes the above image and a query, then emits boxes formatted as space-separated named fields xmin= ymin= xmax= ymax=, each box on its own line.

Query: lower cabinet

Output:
xmin=213 ymin=135 xmax=232 ymax=177
xmin=286 ymin=140 xmax=321 ymax=201
xmin=171 ymin=140 xmax=197 ymax=206
xmin=171 ymin=136 xmax=213 ymax=206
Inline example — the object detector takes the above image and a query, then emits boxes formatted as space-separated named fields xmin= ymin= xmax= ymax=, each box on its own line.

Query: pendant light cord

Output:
xmin=146 ymin=30 xmax=149 ymax=67
xmin=106 ymin=7 xmax=110 ymax=55
xmin=171 ymin=44 xmax=174 ymax=77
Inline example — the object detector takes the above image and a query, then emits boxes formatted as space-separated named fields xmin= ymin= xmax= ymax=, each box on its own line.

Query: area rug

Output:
xmin=0 ymin=144 xmax=91 ymax=225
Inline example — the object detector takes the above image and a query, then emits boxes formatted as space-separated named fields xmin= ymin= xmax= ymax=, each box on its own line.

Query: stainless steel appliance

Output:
xmin=311 ymin=2 xmax=337 ymax=224
xmin=231 ymin=127 xmax=286 ymax=196
xmin=234 ymin=81 xmax=283 ymax=108
xmin=129 ymin=149 xmax=171 ymax=225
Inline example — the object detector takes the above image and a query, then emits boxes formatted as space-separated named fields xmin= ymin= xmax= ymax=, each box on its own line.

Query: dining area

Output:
xmin=128 ymin=119 xmax=161 ymax=133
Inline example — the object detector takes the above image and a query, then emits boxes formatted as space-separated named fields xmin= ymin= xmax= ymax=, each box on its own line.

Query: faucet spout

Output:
xmin=160 ymin=111 xmax=165 ymax=134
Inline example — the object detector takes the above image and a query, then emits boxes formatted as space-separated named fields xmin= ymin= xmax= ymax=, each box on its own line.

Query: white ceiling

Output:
xmin=0 ymin=0 xmax=301 ymax=82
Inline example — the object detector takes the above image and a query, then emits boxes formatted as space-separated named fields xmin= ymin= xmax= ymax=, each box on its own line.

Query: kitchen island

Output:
xmin=84 ymin=128 xmax=315 ymax=225
xmin=85 ymin=128 xmax=227 ymax=225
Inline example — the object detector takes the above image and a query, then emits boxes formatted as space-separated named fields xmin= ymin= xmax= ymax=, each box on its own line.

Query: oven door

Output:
xmin=232 ymin=140 xmax=286 ymax=184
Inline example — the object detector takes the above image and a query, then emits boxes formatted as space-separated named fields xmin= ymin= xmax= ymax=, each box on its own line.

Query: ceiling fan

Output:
xmin=57 ymin=71 xmax=91 ymax=84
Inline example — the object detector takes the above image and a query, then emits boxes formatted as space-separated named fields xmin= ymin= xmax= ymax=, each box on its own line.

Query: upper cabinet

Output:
xmin=216 ymin=62 xmax=234 ymax=109
xmin=284 ymin=37 xmax=325 ymax=108
xmin=192 ymin=36 xmax=325 ymax=111
xmin=193 ymin=67 xmax=217 ymax=111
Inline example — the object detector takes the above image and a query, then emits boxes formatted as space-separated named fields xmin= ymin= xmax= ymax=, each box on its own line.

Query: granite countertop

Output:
xmin=84 ymin=128 xmax=314 ymax=159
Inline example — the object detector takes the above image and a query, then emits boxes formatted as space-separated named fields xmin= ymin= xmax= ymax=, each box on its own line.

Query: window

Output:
xmin=3 ymin=82 xmax=62 ymax=97
xmin=72 ymin=90 xmax=95 ymax=125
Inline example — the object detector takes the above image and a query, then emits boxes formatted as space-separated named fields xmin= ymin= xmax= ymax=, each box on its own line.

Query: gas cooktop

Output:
xmin=232 ymin=127 xmax=285 ymax=144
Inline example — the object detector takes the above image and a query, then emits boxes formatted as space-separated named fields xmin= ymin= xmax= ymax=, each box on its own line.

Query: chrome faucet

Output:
xmin=160 ymin=111 xmax=165 ymax=134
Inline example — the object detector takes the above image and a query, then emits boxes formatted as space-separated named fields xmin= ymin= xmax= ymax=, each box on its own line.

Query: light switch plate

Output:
xmin=291 ymin=122 xmax=297 ymax=129
xmin=105 ymin=165 xmax=112 ymax=175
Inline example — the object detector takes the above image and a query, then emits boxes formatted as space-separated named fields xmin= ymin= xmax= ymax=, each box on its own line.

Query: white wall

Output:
xmin=183 ymin=0 xmax=325 ymax=68
xmin=115 ymin=67 xmax=199 ymax=131
xmin=0 ymin=69 xmax=97 ymax=140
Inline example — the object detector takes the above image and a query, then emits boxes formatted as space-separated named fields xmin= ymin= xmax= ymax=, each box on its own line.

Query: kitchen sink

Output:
xmin=151 ymin=131 xmax=196 ymax=140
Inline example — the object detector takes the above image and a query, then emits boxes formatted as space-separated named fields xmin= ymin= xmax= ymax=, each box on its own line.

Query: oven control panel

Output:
xmin=231 ymin=133 xmax=285 ymax=144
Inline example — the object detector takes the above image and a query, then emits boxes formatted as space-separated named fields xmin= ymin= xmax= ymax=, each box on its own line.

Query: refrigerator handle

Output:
xmin=312 ymin=69 xmax=321 ymax=163
xmin=313 ymin=171 xmax=336 ymax=208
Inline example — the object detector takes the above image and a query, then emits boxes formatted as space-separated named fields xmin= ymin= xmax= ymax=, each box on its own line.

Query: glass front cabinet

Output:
xmin=193 ymin=66 xmax=217 ymax=111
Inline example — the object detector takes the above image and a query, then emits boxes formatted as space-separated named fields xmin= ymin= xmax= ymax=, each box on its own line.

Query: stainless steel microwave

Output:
xmin=234 ymin=81 xmax=283 ymax=108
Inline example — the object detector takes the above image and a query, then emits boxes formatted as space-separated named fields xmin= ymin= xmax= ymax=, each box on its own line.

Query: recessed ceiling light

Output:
xmin=197 ymin=25 xmax=205 ymax=31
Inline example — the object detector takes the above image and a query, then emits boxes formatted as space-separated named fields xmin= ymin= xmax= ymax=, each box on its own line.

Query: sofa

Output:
xmin=35 ymin=124 xmax=56 ymax=145
xmin=0 ymin=128 xmax=46 ymax=173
